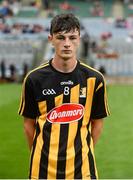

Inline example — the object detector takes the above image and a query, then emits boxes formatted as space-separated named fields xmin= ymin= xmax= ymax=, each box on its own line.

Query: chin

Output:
xmin=62 ymin=57 xmax=71 ymax=61
xmin=61 ymin=55 xmax=72 ymax=60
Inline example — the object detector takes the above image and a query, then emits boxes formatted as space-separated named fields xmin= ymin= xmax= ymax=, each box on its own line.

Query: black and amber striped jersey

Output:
xmin=18 ymin=60 xmax=110 ymax=179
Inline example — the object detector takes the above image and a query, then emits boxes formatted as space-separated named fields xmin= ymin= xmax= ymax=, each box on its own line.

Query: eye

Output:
xmin=57 ymin=36 xmax=64 ymax=40
xmin=70 ymin=36 xmax=77 ymax=40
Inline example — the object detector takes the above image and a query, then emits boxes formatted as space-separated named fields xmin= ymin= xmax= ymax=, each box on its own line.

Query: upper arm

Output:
xmin=23 ymin=117 xmax=36 ymax=150
xmin=91 ymin=118 xmax=104 ymax=145
xmin=24 ymin=117 xmax=36 ymax=127
xmin=24 ymin=117 xmax=36 ymax=132
xmin=91 ymin=119 xmax=104 ymax=131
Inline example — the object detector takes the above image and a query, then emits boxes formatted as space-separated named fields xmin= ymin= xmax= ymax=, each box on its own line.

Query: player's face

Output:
xmin=49 ymin=29 xmax=80 ymax=60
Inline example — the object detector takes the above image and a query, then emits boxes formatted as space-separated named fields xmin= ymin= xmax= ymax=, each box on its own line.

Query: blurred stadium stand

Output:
xmin=81 ymin=16 xmax=133 ymax=76
xmin=15 ymin=6 xmax=39 ymax=18
xmin=1 ymin=0 xmax=133 ymax=83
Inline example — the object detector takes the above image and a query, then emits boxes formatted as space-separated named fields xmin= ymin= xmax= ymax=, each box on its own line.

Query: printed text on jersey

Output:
xmin=46 ymin=103 xmax=84 ymax=124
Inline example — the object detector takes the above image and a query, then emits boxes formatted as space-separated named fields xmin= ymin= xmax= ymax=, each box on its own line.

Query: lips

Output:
xmin=62 ymin=50 xmax=72 ymax=53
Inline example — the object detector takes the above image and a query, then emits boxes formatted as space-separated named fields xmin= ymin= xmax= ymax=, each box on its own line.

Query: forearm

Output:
xmin=91 ymin=119 xmax=103 ymax=146
xmin=24 ymin=117 xmax=36 ymax=150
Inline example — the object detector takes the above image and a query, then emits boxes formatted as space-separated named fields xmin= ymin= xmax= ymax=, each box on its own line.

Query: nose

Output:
xmin=64 ymin=38 xmax=70 ymax=48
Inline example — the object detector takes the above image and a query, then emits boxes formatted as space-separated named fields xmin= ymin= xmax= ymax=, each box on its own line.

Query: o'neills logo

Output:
xmin=47 ymin=103 xmax=84 ymax=124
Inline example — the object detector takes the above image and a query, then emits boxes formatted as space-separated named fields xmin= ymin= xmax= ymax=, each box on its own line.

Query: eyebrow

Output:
xmin=56 ymin=34 xmax=78 ymax=37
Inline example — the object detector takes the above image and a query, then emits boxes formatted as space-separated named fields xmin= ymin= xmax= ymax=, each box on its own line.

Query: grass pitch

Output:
xmin=0 ymin=83 xmax=29 ymax=178
xmin=0 ymin=83 xmax=133 ymax=178
xmin=95 ymin=85 xmax=133 ymax=179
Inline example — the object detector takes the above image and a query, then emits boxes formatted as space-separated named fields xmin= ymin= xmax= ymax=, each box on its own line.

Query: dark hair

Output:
xmin=50 ymin=13 xmax=80 ymax=35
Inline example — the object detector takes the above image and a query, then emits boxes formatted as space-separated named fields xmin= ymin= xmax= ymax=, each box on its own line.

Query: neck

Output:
xmin=52 ymin=57 xmax=77 ymax=73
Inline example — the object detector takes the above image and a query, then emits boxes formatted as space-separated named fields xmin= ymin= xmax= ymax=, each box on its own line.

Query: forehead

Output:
xmin=54 ymin=29 xmax=80 ymax=36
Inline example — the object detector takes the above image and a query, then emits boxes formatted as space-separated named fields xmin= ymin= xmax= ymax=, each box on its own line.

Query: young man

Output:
xmin=18 ymin=13 xmax=110 ymax=179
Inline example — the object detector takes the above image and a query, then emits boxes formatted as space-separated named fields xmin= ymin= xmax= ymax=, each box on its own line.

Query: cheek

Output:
xmin=72 ymin=41 xmax=79 ymax=49
xmin=55 ymin=41 xmax=63 ymax=47
xmin=54 ymin=44 xmax=62 ymax=52
xmin=53 ymin=42 xmax=61 ymax=48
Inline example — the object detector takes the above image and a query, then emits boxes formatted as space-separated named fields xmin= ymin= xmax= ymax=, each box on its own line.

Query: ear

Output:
xmin=48 ymin=35 xmax=53 ymax=42
xmin=48 ymin=35 xmax=54 ymax=46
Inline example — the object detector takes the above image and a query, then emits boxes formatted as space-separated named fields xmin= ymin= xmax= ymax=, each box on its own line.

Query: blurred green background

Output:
xmin=0 ymin=83 xmax=133 ymax=178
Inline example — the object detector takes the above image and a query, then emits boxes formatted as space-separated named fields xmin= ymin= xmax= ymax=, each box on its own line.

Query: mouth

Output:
xmin=62 ymin=50 xmax=72 ymax=54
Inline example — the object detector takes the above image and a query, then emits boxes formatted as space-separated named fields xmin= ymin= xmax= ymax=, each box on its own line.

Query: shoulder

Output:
xmin=24 ymin=61 xmax=50 ymax=81
xmin=79 ymin=61 xmax=104 ymax=80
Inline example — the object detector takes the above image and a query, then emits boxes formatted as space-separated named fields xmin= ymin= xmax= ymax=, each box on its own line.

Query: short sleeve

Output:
xmin=90 ymin=76 xmax=110 ymax=119
xmin=18 ymin=75 xmax=39 ymax=119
